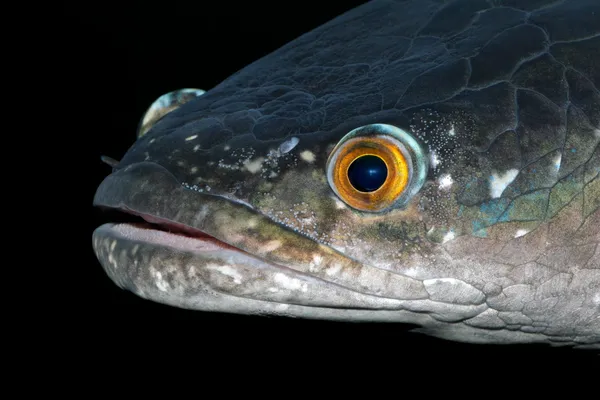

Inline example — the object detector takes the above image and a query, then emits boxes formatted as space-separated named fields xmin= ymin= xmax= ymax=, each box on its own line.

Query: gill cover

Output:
xmin=326 ymin=124 xmax=428 ymax=212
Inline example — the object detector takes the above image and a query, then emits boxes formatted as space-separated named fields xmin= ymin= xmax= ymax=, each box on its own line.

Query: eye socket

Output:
xmin=326 ymin=124 xmax=427 ymax=212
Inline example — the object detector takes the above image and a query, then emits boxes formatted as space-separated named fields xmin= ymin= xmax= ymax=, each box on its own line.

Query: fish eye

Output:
xmin=326 ymin=124 xmax=428 ymax=212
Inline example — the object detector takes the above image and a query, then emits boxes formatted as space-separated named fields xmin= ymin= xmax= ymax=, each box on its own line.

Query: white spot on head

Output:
xmin=489 ymin=169 xmax=519 ymax=198
xmin=207 ymin=264 xmax=242 ymax=284
xmin=108 ymin=240 xmax=118 ymax=268
xmin=595 ymin=128 xmax=600 ymax=138
xmin=430 ymin=151 xmax=440 ymax=169
xmin=190 ymin=166 xmax=198 ymax=174
xmin=193 ymin=144 xmax=201 ymax=152
xmin=243 ymin=157 xmax=265 ymax=173
xmin=438 ymin=174 xmax=453 ymax=190
xmin=274 ymin=273 xmax=307 ymax=292
xmin=333 ymin=198 xmax=347 ymax=210
xmin=187 ymin=265 xmax=198 ymax=278
xmin=404 ymin=266 xmax=421 ymax=278
xmin=448 ymin=125 xmax=455 ymax=136
xmin=150 ymin=267 xmax=169 ymax=292
xmin=309 ymin=254 xmax=323 ymax=272
xmin=514 ymin=229 xmax=529 ymax=238
xmin=224 ymin=145 xmax=231 ymax=151
xmin=300 ymin=150 xmax=316 ymax=163
xmin=247 ymin=217 xmax=258 ymax=228
xmin=185 ymin=135 xmax=198 ymax=141
xmin=279 ymin=137 xmax=299 ymax=154
xmin=443 ymin=230 xmax=456 ymax=243
xmin=155 ymin=272 xmax=169 ymax=292
xmin=261 ymin=240 xmax=282 ymax=253
xmin=325 ymin=264 xmax=342 ymax=276
xmin=553 ymin=153 xmax=562 ymax=171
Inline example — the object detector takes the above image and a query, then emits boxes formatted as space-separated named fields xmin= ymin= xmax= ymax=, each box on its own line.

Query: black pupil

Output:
xmin=347 ymin=155 xmax=388 ymax=192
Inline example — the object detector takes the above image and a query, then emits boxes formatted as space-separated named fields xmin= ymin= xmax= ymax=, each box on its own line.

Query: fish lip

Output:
xmin=98 ymin=205 xmax=245 ymax=253
xmin=93 ymin=206 xmax=274 ymax=270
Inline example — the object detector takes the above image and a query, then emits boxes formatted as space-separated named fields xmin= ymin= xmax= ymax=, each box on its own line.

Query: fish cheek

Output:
xmin=248 ymin=168 xmax=341 ymax=243
xmin=353 ymin=220 xmax=432 ymax=266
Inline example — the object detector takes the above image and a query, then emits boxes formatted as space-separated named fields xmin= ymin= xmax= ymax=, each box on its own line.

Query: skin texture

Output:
xmin=92 ymin=0 xmax=600 ymax=348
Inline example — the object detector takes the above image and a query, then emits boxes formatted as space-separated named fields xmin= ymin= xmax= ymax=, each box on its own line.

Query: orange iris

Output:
xmin=329 ymin=136 xmax=410 ymax=212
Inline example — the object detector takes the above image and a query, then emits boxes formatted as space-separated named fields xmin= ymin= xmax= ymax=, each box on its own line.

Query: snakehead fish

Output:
xmin=92 ymin=0 xmax=600 ymax=348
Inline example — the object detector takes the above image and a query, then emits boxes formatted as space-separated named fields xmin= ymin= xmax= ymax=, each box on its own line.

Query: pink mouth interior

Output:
xmin=109 ymin=208 xmax=240 ymax=253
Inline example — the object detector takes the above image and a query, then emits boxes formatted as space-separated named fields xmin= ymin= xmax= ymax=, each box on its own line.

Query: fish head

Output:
xmin=93 ymin=0 xmax=600 ymax=347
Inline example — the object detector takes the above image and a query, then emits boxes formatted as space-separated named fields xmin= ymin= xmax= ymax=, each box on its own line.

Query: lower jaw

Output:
xmin=92 ymin=222 xmax=287 ymax=295
xmin=92 ymin=222 xmax=357 ymax=310
xmin=95 ymin=224 xmax=560 ymax=346
xmin=91 ymin=223 xmax=412 ymax=313
xmin=91 ymin=226 xmax=476 ymax=341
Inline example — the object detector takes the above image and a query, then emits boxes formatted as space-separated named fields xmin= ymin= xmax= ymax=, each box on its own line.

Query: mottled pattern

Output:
xmin=93 ymin=0 xmax=600 ymax=348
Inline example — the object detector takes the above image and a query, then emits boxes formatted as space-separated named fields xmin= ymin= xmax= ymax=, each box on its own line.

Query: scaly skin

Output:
xmin=92 ymin=0 xmax=600 ymax=348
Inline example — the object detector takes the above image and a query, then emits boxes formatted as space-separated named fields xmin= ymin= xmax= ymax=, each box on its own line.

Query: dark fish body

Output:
xmin=93 ymin=0 xmax=600 ymax=348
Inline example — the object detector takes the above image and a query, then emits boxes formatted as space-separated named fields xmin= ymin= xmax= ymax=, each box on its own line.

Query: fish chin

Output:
xmin=92 ymin=222 xmax=319 ymax=313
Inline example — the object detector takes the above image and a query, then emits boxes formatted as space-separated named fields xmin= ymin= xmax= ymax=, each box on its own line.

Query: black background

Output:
xmin=72 ymin=1 xmax=596 ymax=363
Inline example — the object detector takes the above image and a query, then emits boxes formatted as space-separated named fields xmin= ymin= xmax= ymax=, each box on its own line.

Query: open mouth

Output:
xmin=97 ymin=207 xmax=243 ymax=254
